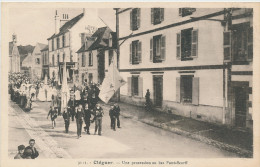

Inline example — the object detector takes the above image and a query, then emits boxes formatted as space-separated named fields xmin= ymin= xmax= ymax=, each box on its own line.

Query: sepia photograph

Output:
xmin=1 ymin=2 xmax=260 ymax=167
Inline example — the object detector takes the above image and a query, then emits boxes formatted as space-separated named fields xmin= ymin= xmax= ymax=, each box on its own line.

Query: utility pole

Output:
xmin=114 ymin=8 xmax=120 ymax=102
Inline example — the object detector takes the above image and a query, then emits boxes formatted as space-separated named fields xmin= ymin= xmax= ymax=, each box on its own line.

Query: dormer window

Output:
xmin=179 ymin=8 xmax=196 ymax=17
xmin=109 ymin=34 xmax=113 ymax=47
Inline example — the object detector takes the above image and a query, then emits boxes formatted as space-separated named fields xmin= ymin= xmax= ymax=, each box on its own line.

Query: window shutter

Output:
xmin=176 ymin=77 xmax=181 ymax=103
xmin=192 ymin=77 xmax=199 ymax=105
xmin=150 ymin=38 xmax=153 ymax=62
xmin=179 ymin=8 xmax=182 ymax=16
xmin=191 ymin=29 xmax=198 ymax=57
xmin=127 ymin=77 xmax=132 ymax=96
xmin=161 ymin=35 xmax=166 ymax=61
xmin=138 ymin=77 xmax=143 ymax=97
xmin=130 ymin=11 xmax=132 ymax=30
xmin=151 ymin=8 xmax=154 ymax=24
xmin=176 ymin=33 xmax=181 ymax=59
xmin=160 ymin=8 xmax=164 ymax=22
xmin=223 ymin=31 xmax=232 ymax=61
xmin=137 ymin=41 xmax=142 ymax=63
xmin=137 ymin=8 xmax=141 ymax=29
xmin=247 ymin=27 xmax=253 ymax=61
xmin=129 ymin=43 xmax=132 ymax=64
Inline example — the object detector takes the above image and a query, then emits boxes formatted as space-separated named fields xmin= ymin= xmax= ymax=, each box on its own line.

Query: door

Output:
xmin=234 ymin=86 xmax=247 ymax=127
xmin=153 ymin=76 xmax=163 ymax=107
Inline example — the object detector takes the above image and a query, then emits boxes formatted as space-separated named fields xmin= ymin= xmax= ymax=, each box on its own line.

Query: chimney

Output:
xmin=60 ymin=13 xmax=69 ymax=27
xmin=55 ymin=10 xmax=60 ymax=34
xmin=12 ymin=33 xmax=17 ymax=43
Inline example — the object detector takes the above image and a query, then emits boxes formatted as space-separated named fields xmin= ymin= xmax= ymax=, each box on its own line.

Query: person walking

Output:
xmin=25 ymin=139 xmax=39 ymax=159
xmin=92 ymin=103 xmax=104 ymax=136
xmin=62 ymin=107 xmax=71 ymax=133
xmin=145 ymin=89 xmax=152 ymax=111
xmin=68 ymin=97 xmax=76 ymax=121
xmin=83 ymin=103 xmax=92 ymax=134
xmin=14 ymin=145 xmax=25 ymax=159
xmin=47 ymin=106 xmax=58 ymax=129
xmin=114 ymin=103 xmax=121 ymax=128
xmin=75 ymin=104 xmax=84 ymax=139
xmin=109 ymin=104 xmax=116 ymax=131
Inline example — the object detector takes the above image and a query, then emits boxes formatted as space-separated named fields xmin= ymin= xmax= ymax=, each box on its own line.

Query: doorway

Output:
xmin=153 ymin=75 xmax=163 ymax=107
xmin=234 ymin=86 xmax=247 ymax=127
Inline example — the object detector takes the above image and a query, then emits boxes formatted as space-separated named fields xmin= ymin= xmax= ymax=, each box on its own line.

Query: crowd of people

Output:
xmin=9 ymin=72 xmax=123 ymax=159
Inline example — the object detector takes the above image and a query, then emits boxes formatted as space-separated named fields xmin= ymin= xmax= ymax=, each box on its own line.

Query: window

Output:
xmin=52 ymin=55 xmax=55 ymax=66
xmin=57 ymin=54 xmax=60 ymax=64
xmin=151 ymin=8 xmax=164 ymax=25
xmin=57 ymin=37 xmax=60 ymax=49
xmin=231 ymin=24 xmax=253 ymax=62
xmin=181 ymin=76 xmax=193 ymax=103
xmin=130 ymin=8 xmax=140 ymax=31
xmin=52 ymin=39 xmax=54 ymax=51
xmin=63 ymin=53 xmax=65 ymax=62
xmin=150 ymin=35 xmax=166 ymax=63
xmin=130 ymin=40 xmax=142 ymax=64
xmin=89 ymin=52 xmax=93 ymax=66
xmin=109 ymin=50 xmax=113 ymax=65
xmin=176 ymin=28 xmax=198 ymax=60
xmin=62 ymin=35 xmax=65 ymax=48
xmin=82 ymin=53 xmax=86 ymax=67
xmin=35 ymin=58 xmax=40 ymax=64
xmin=179 ymin=8 xmax=196 ymax=17
xmin=88 ymin=73 xmax=93 ymax=83
xmin=109 ymin=34 xmax=113 ymax=47
xmin=82 ymin=73 xmax=85 ymax=84
xmin=176 ymin=76 xmax=199 ymax=105
xmin=132 ymin=76 xmax=139 ymax=96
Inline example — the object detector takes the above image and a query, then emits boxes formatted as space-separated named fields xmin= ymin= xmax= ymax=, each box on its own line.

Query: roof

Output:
xmin=37 ymin=43 xmax=48 ymax=50
xmin=18 ymin=45 xmax=35 ymax=55
xmin=47 ymin=13 xmax=84 ymax=40
xmin=77 ymin=27 xmax=115 ymax=53
xmin=18 ymin=45 xmax=35 ymax=64
xmin=41 ymin=45 xmax=49 ymax=51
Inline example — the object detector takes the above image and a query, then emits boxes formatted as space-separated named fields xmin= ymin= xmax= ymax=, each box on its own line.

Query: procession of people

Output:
xmin=9 ymin=72 xmax=122 ymax=140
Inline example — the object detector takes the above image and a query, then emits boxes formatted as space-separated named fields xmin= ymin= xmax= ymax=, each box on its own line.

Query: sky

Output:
xmin=9 ymin=8 xmax=116 ymax=46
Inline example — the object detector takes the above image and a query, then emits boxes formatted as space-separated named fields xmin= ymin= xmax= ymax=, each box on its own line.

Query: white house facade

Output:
xmin=117 ymin=8 xmax=253 ymax=129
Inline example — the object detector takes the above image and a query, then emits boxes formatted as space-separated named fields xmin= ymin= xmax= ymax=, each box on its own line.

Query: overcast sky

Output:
xmin=9 ymin=8 xmax=116 ymax=46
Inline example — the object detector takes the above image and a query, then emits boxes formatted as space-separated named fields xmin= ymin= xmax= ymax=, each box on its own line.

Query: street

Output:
xmin=8 ymin=99 xmax=239 ymax=159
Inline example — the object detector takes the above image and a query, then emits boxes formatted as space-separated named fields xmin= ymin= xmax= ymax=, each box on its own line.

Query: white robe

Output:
xmin=37 ymin=87 xmax=46 ymax=102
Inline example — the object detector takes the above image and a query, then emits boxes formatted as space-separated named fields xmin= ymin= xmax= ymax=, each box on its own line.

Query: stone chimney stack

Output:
xmin=60 ymin=13 xmax=69 ymax=27
xmin=55 ymin=10 xmax=60 ymax=34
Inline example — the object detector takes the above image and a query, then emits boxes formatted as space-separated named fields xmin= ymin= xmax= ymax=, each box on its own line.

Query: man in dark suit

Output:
xmin=114 ymin=103 xmax=121 ymax=128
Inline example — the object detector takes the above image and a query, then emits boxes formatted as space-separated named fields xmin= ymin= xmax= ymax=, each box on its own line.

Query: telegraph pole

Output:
xmin=114 ymin=8 xmax=120 ymax=102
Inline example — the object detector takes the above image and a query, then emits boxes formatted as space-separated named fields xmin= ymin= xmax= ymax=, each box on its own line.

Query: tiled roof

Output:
xmin=77 ymin=27 xmax=115 ymax=53
xmin=47 ymin=13 xmax=84 ymax=40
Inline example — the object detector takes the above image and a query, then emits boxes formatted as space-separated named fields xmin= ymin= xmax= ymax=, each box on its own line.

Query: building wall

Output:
xmin=118 ymin=8 xmax=228 ymax=125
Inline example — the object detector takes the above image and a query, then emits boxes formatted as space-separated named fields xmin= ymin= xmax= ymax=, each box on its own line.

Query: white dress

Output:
xmin=37 ymin=87 xmax=46 ymax=102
